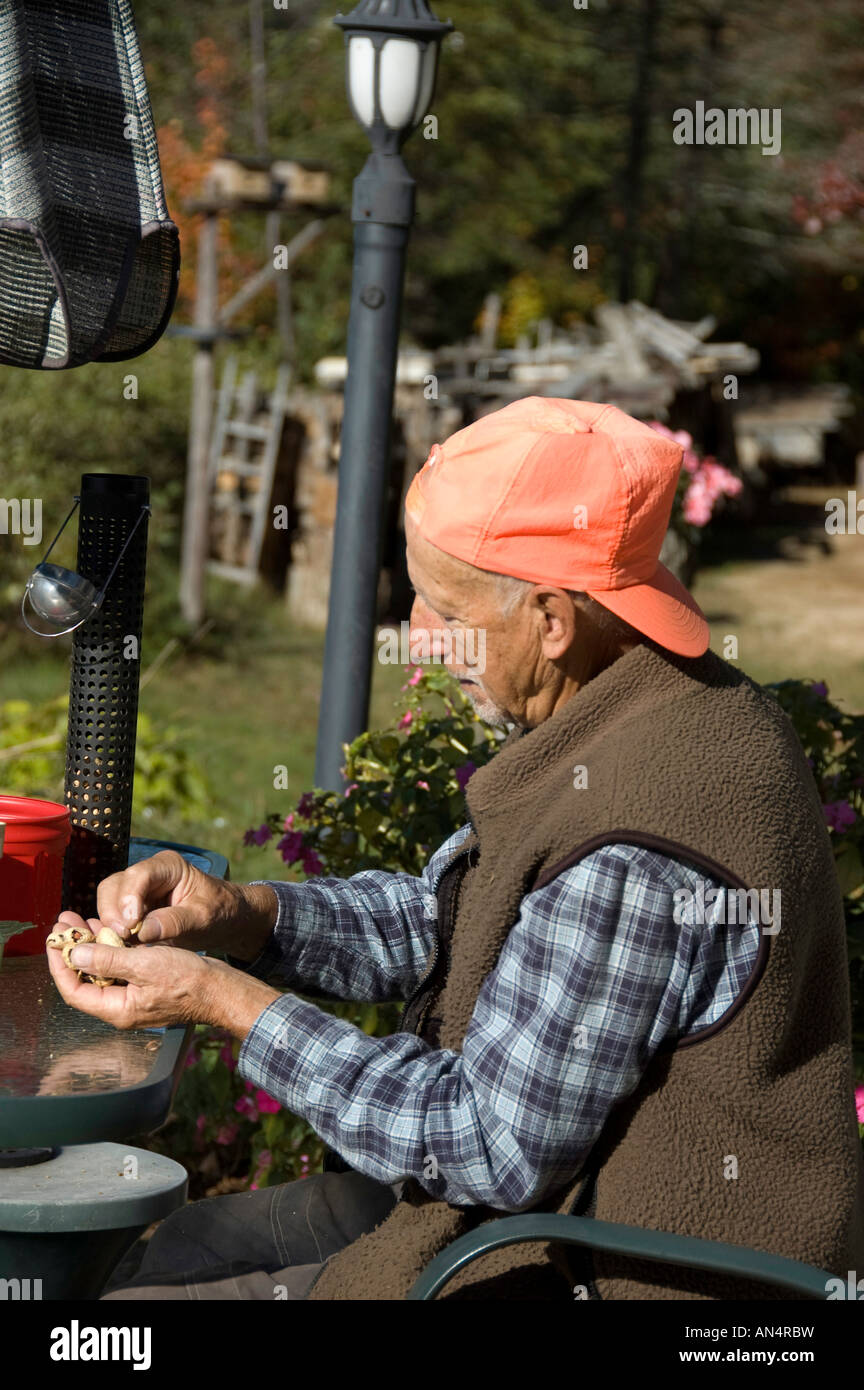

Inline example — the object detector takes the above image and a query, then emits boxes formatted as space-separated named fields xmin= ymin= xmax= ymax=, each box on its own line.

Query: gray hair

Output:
xmin=485 ymin=570 xmax=639 ymax=642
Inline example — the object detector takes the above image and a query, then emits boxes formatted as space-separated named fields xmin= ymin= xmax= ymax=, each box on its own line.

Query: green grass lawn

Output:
xmin=0 ymin=596 xmax=407 ymax=883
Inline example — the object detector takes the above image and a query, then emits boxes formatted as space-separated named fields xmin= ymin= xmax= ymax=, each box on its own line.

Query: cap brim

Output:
xmin=586 ymin=563 xmax=710 ymax=657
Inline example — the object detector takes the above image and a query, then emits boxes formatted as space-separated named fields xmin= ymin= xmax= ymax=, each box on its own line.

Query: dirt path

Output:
xmin=693 ymin=493 xmax=864 ymax=709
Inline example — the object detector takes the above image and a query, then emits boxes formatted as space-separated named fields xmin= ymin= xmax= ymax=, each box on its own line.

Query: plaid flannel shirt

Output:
xmin=234 ymin=826 xmax=759 ymax=1210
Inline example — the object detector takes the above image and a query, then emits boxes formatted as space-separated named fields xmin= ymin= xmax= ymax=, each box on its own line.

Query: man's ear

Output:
xmin=532 ymin=586 xmax=578 ymax=659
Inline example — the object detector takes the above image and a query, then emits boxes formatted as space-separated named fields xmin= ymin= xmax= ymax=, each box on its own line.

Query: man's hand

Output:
xmin=94 ymin=850 xmax=278 ymax=959
xmin=46 ymin=912 xmax=281 ymax=1039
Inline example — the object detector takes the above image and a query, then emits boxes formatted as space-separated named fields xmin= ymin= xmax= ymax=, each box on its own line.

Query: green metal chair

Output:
xmin=407 ymin=1213 xmax=834 ymax=1300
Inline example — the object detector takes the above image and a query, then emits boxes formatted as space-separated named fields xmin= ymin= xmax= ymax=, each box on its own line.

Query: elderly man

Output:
xmin=51 ymin=398 xmax=864 ymax=1301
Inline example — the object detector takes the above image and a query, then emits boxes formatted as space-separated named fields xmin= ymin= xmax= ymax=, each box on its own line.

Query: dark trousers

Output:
xmin=101 ymin=1171 xmax=399 ymax=1301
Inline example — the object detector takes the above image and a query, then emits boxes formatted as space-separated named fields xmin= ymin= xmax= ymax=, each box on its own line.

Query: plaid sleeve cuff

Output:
xmin=223 ymin=880 xmax=303 ymax=984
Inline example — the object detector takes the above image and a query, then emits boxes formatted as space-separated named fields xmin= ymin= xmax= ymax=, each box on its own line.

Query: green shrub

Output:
xmin=0 ymin=694 xmax=212 ymax=826
xmin=245 ymin=664 xmax=501 ymax=877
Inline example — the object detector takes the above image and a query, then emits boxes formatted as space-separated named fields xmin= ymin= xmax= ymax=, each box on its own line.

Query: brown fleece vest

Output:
xmin=307 ymin=641 xmax=864 ymax=1300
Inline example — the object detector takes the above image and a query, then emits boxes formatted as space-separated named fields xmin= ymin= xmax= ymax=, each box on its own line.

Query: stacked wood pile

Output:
xmin=430 ymin=298 xmax=758 ymax=418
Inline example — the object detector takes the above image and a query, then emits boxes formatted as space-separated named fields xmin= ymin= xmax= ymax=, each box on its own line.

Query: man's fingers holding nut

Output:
xmin=96 ymin=850 xmax=193 ymax=935
xmin=69 ymin=940 xmax=150 ymax=983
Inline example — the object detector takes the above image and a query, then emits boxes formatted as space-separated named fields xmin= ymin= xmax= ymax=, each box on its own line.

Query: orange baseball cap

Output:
xmin=404 ymin=396 xmax=710 ymax=658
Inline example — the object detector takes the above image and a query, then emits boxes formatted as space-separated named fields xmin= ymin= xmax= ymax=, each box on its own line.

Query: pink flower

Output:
xmin=344 ymin=782 xmax=359 ymax=798
xmin=416 ymin=779 xmax=430 ymax=791
xmin=301 ymin=848 xmax=324 ymax=876
xmin=401 ymin=666 xmax=424 ymax=691
xmin=856 ymin=1085 xmax=864 ymax=1125
xmin=255 ymin=1148 xmax=272 ymax=1171
xmin=234 ymin=1095 xmax=258 ymax=1121
xmin=649 ymin=421 xmax=693 ymax=452
xmin=196 ymin=1113 xmax=207 ymax=1135
xmin=701 ymin=458 xmax=742 ymax=499
xmin=823 ymin=800 xmax=856 ymax=833
xmin=277 ymin=830 xmax=305 ymax=864
xmin=255 ymin=1089 xmax=281 ymax=1114
xmin=215 ymin=1123 xmax=238 ymax=1146
xmin=682 ymin=481 xmax=713 ymax=527
xmin=219 ymin=1042 xmax=235 ymax=1070
xmin=398 ymin=710 xmax=413 ymax=730
xmin=283 ymin=813 xmax=295 ymax=831
xmin=455 ymin=761 xmax=476 ymax=791
xmin=650 ymin=422 xmax=740 ymax=524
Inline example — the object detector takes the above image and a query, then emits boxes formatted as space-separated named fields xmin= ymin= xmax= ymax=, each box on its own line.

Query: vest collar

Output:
xmin=465 ymin=639 xmax=717 ymax=822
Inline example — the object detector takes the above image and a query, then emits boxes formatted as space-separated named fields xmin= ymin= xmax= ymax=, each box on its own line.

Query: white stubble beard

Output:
xmin=461 ymin=678 xmax=517 ymax=731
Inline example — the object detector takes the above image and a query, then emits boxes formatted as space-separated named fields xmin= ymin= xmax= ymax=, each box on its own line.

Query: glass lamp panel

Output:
xmin=378 ymin=37 xmax=422 ymax=131
xmin=412 ymin=41 xmax=438 ymax=126
xmin=347 ymin=35 xmax=377 ymax=128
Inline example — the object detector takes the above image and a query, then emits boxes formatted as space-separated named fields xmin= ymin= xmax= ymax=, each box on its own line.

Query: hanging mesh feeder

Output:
xmin=61 ymin=474 xmax=150 ymax=918
xmin=0 ymin=0 xmax=180 ymax=369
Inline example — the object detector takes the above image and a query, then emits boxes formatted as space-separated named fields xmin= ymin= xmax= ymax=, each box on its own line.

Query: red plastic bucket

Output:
xmin=0 ymin=795 xmax=71 ymax=956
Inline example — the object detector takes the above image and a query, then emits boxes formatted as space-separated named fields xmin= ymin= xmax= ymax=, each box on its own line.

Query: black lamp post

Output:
xmin=314 ymin=0 xmax=452 ymax=790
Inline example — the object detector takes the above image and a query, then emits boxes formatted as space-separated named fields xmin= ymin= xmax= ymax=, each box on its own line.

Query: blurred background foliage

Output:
xmin=0 ymin=696 xmax=212 ymax=827
xmin=2 ymin=0 xmax=863 ymax=646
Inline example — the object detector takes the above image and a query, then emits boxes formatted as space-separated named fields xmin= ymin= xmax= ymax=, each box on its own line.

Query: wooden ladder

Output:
xmin=207 ymin=356 xmax=292 ymax=584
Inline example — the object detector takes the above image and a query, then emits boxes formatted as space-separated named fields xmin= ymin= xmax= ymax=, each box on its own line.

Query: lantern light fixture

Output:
xmin=334 ymin=0 xmax=453 ymax=153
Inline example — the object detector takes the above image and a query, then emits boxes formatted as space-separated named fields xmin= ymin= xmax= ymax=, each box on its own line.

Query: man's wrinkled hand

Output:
xmin=46 ymin=913 xmax=281 ymax=1038
xmin=94 ymin=849 xmax=277 ymax=960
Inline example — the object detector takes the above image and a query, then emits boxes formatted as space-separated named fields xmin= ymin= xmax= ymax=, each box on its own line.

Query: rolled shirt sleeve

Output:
xmin=237 ymin=842 xmax=760 ymax=1210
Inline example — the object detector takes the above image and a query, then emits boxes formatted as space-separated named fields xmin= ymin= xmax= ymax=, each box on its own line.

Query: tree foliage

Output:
xmin=132 ymin=0 xmax=864 ymax=385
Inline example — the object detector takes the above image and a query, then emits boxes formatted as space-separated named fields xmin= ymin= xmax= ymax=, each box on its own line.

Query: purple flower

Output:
xmin=277 ymin=830 xmax=305 ymax=864
xmin=244 ymin=823 xmax=273 ymax=847
xmin=823 ymin=800 xmax=856 ymax=833
xmin=811 ymin=681 xmax=828 ymax=698
xmin=296 ymin=793 xmax=316 ymax=820
xmin=301 ymin=848 xmax=324 ymax=876
xmin=455 ymin=760 xmax=477 ymax=791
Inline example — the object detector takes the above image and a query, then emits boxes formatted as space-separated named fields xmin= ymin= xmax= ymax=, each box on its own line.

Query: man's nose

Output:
xmin=409 ymin=595 xmax=434 ymax=633
xmin=409 ymin=597 xmax=448 ymax=663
